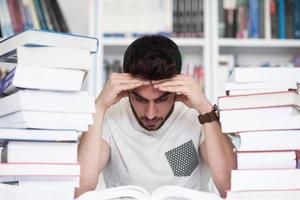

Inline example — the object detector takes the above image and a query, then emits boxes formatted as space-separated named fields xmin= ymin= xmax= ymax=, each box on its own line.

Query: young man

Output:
xmin=76 ymin=35 xmax=236 ymax=198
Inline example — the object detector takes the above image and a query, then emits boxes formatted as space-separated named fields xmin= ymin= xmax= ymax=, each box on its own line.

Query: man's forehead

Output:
xmin=131 ymin=85 xmax=171 ymax=100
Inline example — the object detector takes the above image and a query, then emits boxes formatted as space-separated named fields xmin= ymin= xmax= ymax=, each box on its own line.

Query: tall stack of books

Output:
xmin=0 ymin=29 xmax=98 ymax=200
xmin=217 ymin=67 xmax=300 ymax=200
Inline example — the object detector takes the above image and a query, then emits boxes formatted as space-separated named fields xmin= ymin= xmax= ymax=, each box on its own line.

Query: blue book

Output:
xmin=293 ymin=0 xmax=300 ymax=38
xmin=278 ymin=0 xmax=285 ymax=39
xmin=249 ymin=0 xmax=260 ymax=38
xmin=0 ymin=67 xmax=16 ymax=95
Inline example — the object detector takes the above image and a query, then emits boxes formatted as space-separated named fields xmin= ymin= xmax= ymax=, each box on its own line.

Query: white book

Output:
xmin=13 ymin=46 xmax=91 ymax=71
xmin=1 ymin=66 xmax=85 ymax=94
xmin=0 ymin=128 xmax=79 ymax=142
xmin=227 ymin=190 xmax=300 ymax=200
xmin=237 ymin=130 xmax=300 ymax=151
xmin=0 ymin=29 xmax=98 ymax=58
xmin=77 ymin=185 xmax=222 ymax=200
xmin=218 ymin=91 xmax=300 ymax=110
xmin=0 ymin=163 xmax=80 ymax=176
xmin=231 ymin=169 xmax=300 ymax=191
xmin=0 ymin=90 xmax=95 ymax=117
xmin=221 ymin=115 xmax=300 ymax=133
xmin=0 ymin=183 xmax=75 ymax=200
xmin=2 ymin=141 xmax=78 ymax=163
xmin=1 ymin=121 xmax=88 ymax=132
xmin=220 ymin=106 xmax=300 ymax=122
xmin=0 ymin=175 xmax=79 ymax=184
xmin=0 ymin=110 xmax=93 ymax=126
xmin=225 ymin=81 xmax=298 ymax=91
xmin=227 ymin=88 xmax=296 ymax=95
xmin=229 ymin=67 xmax=300 ymax=83
xmin=18 ymin=179 xmax=79 ymax=189
xmin=237 ymin=151 xmax=297 ymax=169
xmin=225 ymin=81 xmax=299 ymax=96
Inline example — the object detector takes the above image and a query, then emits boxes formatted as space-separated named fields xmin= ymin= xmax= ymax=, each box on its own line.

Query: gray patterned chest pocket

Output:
xmin=165 ymin=140 xmax=199 ymax=176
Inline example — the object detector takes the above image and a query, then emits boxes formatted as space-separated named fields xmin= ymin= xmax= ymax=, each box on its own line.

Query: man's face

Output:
xmin=129 ymin=85 xmax=176 ymax=131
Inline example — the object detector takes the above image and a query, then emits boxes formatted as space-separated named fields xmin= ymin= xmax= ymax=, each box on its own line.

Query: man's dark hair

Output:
xmin=123 ymin=35 xmax=182 ymax=80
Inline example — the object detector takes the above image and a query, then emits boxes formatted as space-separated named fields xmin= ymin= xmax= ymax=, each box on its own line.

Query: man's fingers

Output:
xmin=156 ymin=85 xmax=188 ymax=94
xmin=153 ymin=80 xmax=189 ymax=88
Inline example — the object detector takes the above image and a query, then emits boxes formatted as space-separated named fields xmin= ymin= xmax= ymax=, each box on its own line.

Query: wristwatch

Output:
xmin=197 ymin=104 xmax=219 ymax=124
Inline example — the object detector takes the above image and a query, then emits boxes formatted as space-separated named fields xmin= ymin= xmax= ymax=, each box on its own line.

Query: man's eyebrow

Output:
xmin=131 ymin=91 xmax=147 ymax=100
xmin=155 ymin=92 xmax=171 ymax=100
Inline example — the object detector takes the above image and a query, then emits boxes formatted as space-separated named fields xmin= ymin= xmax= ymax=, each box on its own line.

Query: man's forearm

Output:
xmin=202 ymin=121 xmax=237 ymax=197
xmin=75 ymin=106 xmax=108 ymax=197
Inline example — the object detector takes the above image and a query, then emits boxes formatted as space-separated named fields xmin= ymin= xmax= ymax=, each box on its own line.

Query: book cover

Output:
xmin=237 ymin=130 xmax=300 ymax=151
xmin=0 ymin=29 xmax=98 ymax=58
xmin=0 ymin=90 xmax=95 ymax=117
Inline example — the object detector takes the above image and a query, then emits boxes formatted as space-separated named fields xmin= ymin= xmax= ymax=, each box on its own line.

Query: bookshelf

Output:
xmin=211 ymin=0 xmax=300 ymax=102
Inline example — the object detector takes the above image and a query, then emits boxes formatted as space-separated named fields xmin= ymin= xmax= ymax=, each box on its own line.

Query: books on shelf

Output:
xmin=219 ymin=0 xmax=300 ymax=39
xmin=0 ymin=128 xmax=79 ymax=142
xmin=0 ymin=90 xmax=95 ymax=117
xmin=77 ymin=185 xmax=222 ymax=200
xmin=237 ymin=130 xmax=300 ymax=151
xmin=0 ymin=0 xmax=69 ymax=37
xmin=231 ymin=169 xmax=300 ymax=191
xmin=2 ymin=141 xmax=78 ymax=163
xmin=237 ymin=151 xmax=297 ymax=169
xmin=0 ymin=66 xmax=86 ymax=94
xmin=218 ymin=91 xmax=300 ymax=110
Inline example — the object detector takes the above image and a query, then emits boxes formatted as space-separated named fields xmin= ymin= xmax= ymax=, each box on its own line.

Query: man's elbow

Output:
xmin=74 ymin=180 xmax=97 ymax=198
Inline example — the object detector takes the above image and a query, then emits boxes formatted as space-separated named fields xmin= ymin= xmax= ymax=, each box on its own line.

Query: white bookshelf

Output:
xmin=210 ymin=0 xmax=300 ymax=102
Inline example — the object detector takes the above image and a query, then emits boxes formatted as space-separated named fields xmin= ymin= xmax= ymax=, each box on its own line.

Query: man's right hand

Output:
xmin=96 ymin=73 xmax=149 ymax=110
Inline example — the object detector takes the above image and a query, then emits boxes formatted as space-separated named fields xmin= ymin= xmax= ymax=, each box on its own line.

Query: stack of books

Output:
xmin=0 ymin=29 xmax=98 ymax=200
xmin=217 ymin=67 xmax=300 ymax=200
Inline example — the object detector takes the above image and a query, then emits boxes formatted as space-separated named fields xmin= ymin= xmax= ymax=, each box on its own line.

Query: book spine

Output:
xmin=0 ymin=67 xmax=16 ymax=95
xmin=278 ymin=0 xmax=285 ymax=38
xmin=33 ymin=0 xmax=47 ymax=30
xmin=50 ymin=0 xmax=69 ymax=32
xmin=270 ymin=0 xmax=278 ymax=38
xmin=293 ymin=0 xmax=300 ymax=38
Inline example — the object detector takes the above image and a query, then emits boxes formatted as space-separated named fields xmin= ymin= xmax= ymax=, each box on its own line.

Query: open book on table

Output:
xmin=76 ymin=185 xmax=222 ymax=200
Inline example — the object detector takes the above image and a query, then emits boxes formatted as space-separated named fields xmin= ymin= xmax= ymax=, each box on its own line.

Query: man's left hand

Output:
xmin=152 ymin=75 xmax=212 ymax=114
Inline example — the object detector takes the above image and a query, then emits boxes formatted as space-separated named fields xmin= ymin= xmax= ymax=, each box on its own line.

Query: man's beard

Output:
xmin=129 ymin=99 xmax=175 ymax=131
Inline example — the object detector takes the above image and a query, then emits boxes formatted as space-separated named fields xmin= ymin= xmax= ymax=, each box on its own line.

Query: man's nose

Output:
xmin=145 ymin=102 xmax=156 ymax=120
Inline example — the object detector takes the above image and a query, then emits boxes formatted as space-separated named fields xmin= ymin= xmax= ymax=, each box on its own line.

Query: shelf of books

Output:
xmin=211 ymin=0 xmax=300 ymax=102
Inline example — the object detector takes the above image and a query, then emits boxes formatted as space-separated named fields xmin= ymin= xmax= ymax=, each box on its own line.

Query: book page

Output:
xmin=150 ymin=185 xmax=222 ymax=200
xmin=76 ymin=185 xmax=150 ymax=200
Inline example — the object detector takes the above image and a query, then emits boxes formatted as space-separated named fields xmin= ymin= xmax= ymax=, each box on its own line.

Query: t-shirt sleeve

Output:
xmin=101 ymin=118 xmax=112 ymax=146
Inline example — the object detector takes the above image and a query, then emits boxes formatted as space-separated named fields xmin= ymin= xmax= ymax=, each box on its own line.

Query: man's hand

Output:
xmin=152 ymin=74 xmax=212 ymax=114
xmin=96 ymin=73 xmax=149 ymax=110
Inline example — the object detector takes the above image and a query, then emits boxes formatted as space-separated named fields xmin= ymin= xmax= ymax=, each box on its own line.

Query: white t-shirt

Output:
xmin=102 ymin=98 xmax=211 ymax=192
